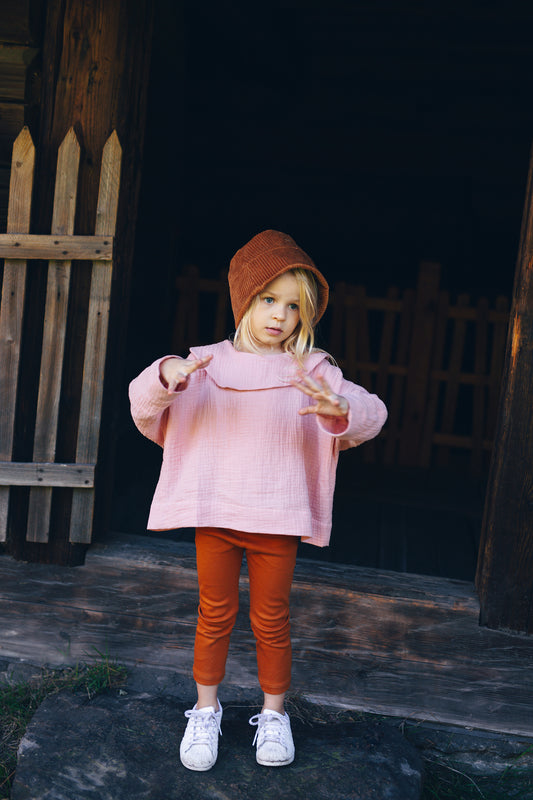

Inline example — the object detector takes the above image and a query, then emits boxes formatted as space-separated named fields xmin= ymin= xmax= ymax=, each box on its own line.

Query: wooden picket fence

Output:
xmin=173 ymin=262 xmax=510 ymax=475
xmin=0 ymin=126 xmax=121 ymax=545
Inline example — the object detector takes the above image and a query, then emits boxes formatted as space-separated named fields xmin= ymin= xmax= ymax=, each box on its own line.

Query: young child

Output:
xmin=129 ymin=230 xmax=387 ymax=772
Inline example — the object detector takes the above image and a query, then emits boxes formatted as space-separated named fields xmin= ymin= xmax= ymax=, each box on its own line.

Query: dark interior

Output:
xmin=111 ymin=2 xmax=533 ymax=581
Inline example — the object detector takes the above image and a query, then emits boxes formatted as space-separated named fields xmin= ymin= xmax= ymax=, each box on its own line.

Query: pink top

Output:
xmin=129 ymin=340 xmax=387 ymax=547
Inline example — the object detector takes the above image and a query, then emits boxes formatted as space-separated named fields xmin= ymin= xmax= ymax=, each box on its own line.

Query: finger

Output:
xmin=298 ymin=404 xmax=319 ymax=416
xmin=192 ymin=354 xmax=213 ymax=369
xmin=302 ymin=373 xmax=323 ymax=393
xmin=318 ymin=376 xmax=334 ymax=394
xmin=181 ymin=354 xmax=213 ymax=376
xmin=291 ymin=379 xmax=316 ymax=398
xmin=167 ymin=377 xmax=179 ymax=394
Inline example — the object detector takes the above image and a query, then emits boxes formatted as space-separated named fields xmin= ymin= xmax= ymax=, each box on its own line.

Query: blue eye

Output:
xmin=263 ymin=296 xmax=274 ymax=304
xmin=289 ymin=303 xmax=299 ymax=311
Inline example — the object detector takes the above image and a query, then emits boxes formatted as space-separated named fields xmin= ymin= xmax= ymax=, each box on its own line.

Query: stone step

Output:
xmin=12 ymin=689 xmax=423 ymax=800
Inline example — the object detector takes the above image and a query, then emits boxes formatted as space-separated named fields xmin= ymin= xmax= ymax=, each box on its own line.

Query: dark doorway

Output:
xmin=111 ymin=1 xmax=533 ymax=582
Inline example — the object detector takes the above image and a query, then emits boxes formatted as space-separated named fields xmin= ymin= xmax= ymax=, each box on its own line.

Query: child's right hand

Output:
xmin=159 ymin=355 xmax=213 ymax=394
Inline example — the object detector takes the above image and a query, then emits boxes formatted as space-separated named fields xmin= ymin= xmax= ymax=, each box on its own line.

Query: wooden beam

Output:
xmin=476 ymin=144 xmax=533 ymax=634
xmin=0 ymin=462 xmax=94 ymax=487
xmin=0 ymin=233 xmax=114 ymax=260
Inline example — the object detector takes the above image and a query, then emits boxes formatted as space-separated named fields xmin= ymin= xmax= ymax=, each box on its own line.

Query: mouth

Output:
xmin=265 ymin=327 xmax=283 ymax=336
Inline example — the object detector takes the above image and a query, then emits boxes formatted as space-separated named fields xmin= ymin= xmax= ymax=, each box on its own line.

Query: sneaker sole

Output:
xmin=180 ymin=755 xmax=217 ymax=772
xmin=256 ymin=753 xmax=295 ymax=767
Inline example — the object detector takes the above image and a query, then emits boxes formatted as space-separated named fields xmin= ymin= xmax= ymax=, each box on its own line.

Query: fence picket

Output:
xmin=420 ymin=290 xmax=450 ymax=467
xmin=398 ymin=262 xmax=440 ymax=465
xmin=0 ymin=127 xmax=35 ymax=541
xmin=438 ymin=293 xmax=470 ymax=467
xmin=329 ymin=281 xmax=346 ymax=359
xmin=383 ymin=288 xmax=414 ymax=465
xmin=27 ymin=128 xmax=81 ymax=543
xmin=214 ymin=269 xmax=231 ymax=342
xmin=353 ymin=286 xmax=376 ymax=461
xmin=70 ymin=130 xmax=122 ymax=544
xmin=344 ymin=286 xmax=358 ymax=379
xmin=471 ymin=297 xmax=489 ymax=474
xmin=375 ymin=287 xmax=399 ymax=402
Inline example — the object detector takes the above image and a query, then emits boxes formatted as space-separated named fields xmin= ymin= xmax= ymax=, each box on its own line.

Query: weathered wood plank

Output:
xmin=0 ymin=462 xmax=94 ymax=487
xmin=486 ymin=296 xmax=509 ymax=435
xmin=1 ymin=534 xmax=533 ymax=736
xmin=214 ymin=269 xmax=231 ymax=342
xmin=0 ymin=103 xmax=24 ymax=160
xmin=476 ymin=144 xmax=533 ymax=634
xmin=437 ymin=293 xmax=469 ymax=466
xmin=0 ymin=233 xmax=114 ymax=260
xmin=0 ymin=43 xmax=38 ymax=101
xmin=27 ymin=128 xmax=80 ymax=543
xmin=384 ymin=288 xmax=414 ymax=465
xmin=328 ymin=281 xmax=346 ymax=359
xmin=399 ymin=261 xmax=440 ymax=465
xmin=0 ymin=126 xmax=35 ymax=541
xmin=0 ymin=0 xmax=38 ymax=44
xmin=420 ymin=290 xmax=449 ymax=467
xmin=70 ymin=130 xmax=122 ymax=544
xmin=471 ymin=297 xmax=489 ymax=474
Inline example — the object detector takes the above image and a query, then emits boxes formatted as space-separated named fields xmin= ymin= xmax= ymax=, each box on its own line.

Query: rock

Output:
xmin=12 ymin=691 xmax=423 ymax=800
xmin=403 ymin=719 xmax=533 ymax=777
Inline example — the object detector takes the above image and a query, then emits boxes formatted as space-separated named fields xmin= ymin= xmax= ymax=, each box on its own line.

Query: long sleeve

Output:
xmin=129 ymin=356 xmax=184 ymax=447
xmin=312 ymin=362 xmax=387 ymax=449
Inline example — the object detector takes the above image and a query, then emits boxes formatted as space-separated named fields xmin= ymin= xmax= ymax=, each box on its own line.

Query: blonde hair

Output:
xmin=233 ymin=268 xmax=319 ymax=364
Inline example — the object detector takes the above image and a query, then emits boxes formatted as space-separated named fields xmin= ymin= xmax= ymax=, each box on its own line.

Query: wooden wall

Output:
xmin=0 ymin=0 xmax=43 ymax=226
xmin=0 ymin=0 xmax=154 ymax=565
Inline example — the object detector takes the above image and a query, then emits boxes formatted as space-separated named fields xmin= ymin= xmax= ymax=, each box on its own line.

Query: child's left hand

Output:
xmin=291 ymin=371 xmax=349 ymax=418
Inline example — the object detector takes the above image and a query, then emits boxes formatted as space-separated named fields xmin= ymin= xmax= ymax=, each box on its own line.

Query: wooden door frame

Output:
xmin=476 ymin=144 xmax=533 ymax=635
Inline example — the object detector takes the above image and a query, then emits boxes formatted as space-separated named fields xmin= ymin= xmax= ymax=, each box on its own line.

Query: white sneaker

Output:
xmin=179 ymin=703 xmax=223 ymax=771
xmin=249 ymin=709 xmax=295 ymax=766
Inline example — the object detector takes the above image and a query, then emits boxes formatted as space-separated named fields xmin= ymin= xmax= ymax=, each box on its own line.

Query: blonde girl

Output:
xmin=129 ymin=230 xmax=387 ymax=772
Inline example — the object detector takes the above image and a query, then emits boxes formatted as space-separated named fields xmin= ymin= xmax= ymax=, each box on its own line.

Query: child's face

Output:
xmin=248 ymin=272 xmax=301 ymax=353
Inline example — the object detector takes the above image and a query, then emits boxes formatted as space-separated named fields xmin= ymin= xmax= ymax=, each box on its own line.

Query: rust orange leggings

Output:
xmin=193 ymin=527 xmax=299 ymax=695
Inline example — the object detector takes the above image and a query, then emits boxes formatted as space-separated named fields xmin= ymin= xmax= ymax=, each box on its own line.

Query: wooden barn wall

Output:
xmin=0 ymin=0 xmax=44 ymax=226
xmin=0 ymin=0 xmax=154 ymax=565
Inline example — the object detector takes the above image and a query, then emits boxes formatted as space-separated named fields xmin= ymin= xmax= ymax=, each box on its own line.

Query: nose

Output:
xmin=272 ymin=303 xmax=286 ymax=321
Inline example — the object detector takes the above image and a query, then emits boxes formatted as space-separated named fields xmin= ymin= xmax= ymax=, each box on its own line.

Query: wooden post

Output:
xmin=476 ymin=146 xmax=533 ymax=634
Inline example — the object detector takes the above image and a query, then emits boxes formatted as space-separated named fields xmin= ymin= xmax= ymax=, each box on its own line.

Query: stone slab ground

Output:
xmin=11 ymin=689 xmax=423 ymax=800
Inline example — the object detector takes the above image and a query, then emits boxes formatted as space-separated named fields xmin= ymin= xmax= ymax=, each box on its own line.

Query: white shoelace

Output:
xmin=249 ymin=712 xmax=287 ymax=747
xmin=183 ymin=707 xmax=222 ymax=750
